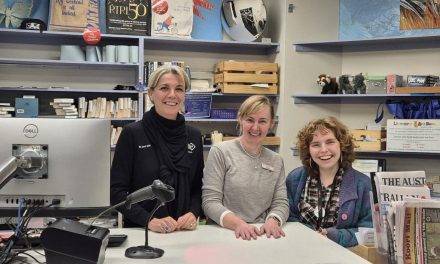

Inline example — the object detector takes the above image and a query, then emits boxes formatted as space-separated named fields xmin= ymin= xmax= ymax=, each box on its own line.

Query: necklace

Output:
xmin=239 ymin=139 xmax=261 ymax=159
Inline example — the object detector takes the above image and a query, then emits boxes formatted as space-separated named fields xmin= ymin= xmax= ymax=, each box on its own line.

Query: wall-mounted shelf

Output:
xmin=0 ymin=58 xmax=138 ymax=69
xmin=293 ymin=35 xmax=440 ymax=52
xmin=355 ymin=151 xmax=440 ymax=158
xmin=0 ymin=28 xmax=140 ymax=45
xmin=186 ymin=118 xmax=238 ymax=123
xmin=0 ymin=87 xmax=141 ymax=94
xmin=292 ymin=94 xmax=440 ymax=104
xmin=0 ymin=29 xmax=279 ymax=55
xmin=291 ymin=147 xmax=440 ymax=158
xmin=143 ymin=36 xmax=279 ymax=55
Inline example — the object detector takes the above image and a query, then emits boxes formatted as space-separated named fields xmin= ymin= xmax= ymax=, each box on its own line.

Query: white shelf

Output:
xmin=0 ymin=58 xmax=138 ymax=69
xmin=294 ymin=35 xmax=440 ymax=52
xmin=0 ymin=87 xmax=141 ymax=94
xmin=292 ymin=94 xmax=440 ymax=104
xmin=290 ymin=147 xmax=440 ymax=158
xmin=0 ymin=28 xmax=279 ymax=55
xmin=186 ymin=118 xmax=238 ymax=122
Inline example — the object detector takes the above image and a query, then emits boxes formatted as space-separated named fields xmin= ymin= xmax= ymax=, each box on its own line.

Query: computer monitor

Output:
xmin=0 ymin=118 xmax=111 ymax=217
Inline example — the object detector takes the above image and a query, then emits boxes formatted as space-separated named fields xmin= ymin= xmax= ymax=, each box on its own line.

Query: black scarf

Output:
xmin=142 ymin=107 xmax=191 ymax=219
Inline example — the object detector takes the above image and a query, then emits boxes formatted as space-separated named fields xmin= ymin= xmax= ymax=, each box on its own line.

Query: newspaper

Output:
xmin=376 ymin=171 xmax=426 ymax=187
xmin=393 ymin=198 xmax=440 ymax=264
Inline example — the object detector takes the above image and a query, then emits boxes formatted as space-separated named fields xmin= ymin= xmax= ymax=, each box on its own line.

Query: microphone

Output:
xmin=125 ymin=180 xmax=175 ymax=209
xmin=41 ymin=179 xmax=175 ymax=263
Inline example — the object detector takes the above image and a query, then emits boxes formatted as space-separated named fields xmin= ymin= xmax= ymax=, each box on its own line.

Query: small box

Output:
xmin=15 ymin=98 xmax=38 ymax=118
xmin=407 ymin=75 xmax=439 ymax=87
xmin=387 ymin=119 xmax=440 ymax=153
xmin=365 ymin=76 xmax=387 ymax=94
xmin=386 ymin=74 xmax=403 ymax=94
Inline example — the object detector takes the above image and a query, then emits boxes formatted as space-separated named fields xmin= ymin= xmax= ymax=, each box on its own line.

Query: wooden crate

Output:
xmin=354 ymin=141 xmax=385 ymax=151
xmin=214 ymin=61 xmax=278 ymax=94
xmin=222 ymin=136 xmax=280 ymax=146
xmin=351 ymin=129 xmax=385 ymax=141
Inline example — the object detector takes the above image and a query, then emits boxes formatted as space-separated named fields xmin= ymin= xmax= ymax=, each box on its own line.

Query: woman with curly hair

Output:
xmin=286 ymin=116 xmax=372 ymax=247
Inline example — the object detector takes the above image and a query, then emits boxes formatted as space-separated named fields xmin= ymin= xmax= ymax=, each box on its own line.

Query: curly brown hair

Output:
xmin=296 ymin=116 xmax=355 ymax=179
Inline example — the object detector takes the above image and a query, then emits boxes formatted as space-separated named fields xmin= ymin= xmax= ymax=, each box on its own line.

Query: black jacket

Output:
xmin=110 ymin=120 xmax=204 ymax=227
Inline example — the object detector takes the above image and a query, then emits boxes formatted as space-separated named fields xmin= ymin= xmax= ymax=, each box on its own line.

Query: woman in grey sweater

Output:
xmin=202 ymin=95 xmax=289 ymax=240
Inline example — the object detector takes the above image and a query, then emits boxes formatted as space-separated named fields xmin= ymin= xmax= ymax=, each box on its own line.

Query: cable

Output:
xmin=16 ymin=252 xmax=45 ymax=264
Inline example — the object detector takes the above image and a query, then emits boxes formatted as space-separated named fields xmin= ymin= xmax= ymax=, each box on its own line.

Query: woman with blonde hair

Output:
xmin=111 ymin=65 xmax=203 ymax=233
xmin=202 ymin=95 xmax=288 ymax=240
xmin=286 ymin=116 xmax=372 ymax=247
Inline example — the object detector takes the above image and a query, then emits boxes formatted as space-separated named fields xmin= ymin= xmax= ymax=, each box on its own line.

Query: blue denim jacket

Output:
xmin=286 ymin=166 xmax=372 ymax=247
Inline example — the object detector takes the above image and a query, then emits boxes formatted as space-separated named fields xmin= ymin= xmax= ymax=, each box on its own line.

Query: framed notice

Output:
xmin=106 ymin=0 xmax=151 ymax=35
xmin=387 ymin=119 xmax=440 ymax=153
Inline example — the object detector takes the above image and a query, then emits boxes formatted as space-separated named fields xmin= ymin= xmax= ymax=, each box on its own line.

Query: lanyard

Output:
xmin=316 ymin=177 xmax=338 ymax=230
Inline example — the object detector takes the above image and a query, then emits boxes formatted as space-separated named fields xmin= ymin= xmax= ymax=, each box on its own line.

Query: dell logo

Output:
xmin=23 ymin=124 xmax=38 ymax=138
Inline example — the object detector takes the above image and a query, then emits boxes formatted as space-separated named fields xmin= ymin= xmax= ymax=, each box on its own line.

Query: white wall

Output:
xmin=278 ymin=0 xmax=341 ymax=173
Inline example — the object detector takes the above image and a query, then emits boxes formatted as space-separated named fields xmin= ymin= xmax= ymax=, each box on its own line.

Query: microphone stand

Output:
xmin=125 ymin=200 xmax=165 ymax=259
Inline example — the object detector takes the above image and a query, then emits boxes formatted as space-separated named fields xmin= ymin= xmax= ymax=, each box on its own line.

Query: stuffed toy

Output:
xmin=353 ymin=73 xmax=366 ymax=94
xmin=317 ymin=74 xmax=338 ymax=94
xmin=338 ymin=75 xmax=354 ymax=94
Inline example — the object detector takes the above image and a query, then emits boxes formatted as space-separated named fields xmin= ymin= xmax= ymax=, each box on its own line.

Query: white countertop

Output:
xmin=103 ymin=222 xmax=370 ymax=264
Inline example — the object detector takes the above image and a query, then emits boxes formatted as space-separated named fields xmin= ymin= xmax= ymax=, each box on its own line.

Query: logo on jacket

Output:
xmin=188 ymin=142 xmax=196 ymax=153
xmin=139 ymin=144 xmax=151 ymax=149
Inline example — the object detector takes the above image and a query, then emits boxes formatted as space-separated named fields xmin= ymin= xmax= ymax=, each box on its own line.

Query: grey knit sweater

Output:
xmin=202 ymin=139 xmax=289 ymax=225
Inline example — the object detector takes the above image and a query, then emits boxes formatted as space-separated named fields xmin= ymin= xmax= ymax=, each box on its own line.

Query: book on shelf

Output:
xmin=85 ymin=97 xmax=137 ymax=119
xmin=110 ymin=126 xmax=123 ymax=146
xmin=144 ymin=61 xmax=185 ymax=86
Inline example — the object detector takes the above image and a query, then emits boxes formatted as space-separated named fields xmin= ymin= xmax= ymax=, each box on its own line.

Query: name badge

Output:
xmin=261 ymin=163 xmax=274 ymax=171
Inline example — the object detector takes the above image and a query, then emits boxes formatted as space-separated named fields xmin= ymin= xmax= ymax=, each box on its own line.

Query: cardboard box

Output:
xmin=354 ymin=141 xmax=385 ymax=151
xmin=351 ymin=129 xmax=385 ymax=141
xmin=349 ymin=245 xmax=388 ymax=264
xmin=387 ymin=119 xmax=440 ymax=153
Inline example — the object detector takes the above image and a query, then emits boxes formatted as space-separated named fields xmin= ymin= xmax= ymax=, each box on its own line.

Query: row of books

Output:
xmin=48 ymin=97 xmax=138 ymax=119
xmin=0 ymin=103 xmax=14 ymax=118
xmin=50 ymin=98 xmax=78 ymax=118
xmin=144 ymin=61 xmax=186 ymax=87
xmin=79 ymin=97 xmax=138 ymax=119
xmin=371 ymin=171 xmax=439 ymax=264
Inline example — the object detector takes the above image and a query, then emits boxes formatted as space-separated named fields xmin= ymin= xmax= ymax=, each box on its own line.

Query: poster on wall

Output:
xmin=106 ymin=0 xmax=151 ymax=35
xmin=400 ymin=0 xmax=440 ymax=29
xmin=339 ymin=0 xmax=440 ymax=40
xmin=49 ymin=0 xmax=99 ymax=32
xmin=0 ymin=0 xmax=49 ymax=29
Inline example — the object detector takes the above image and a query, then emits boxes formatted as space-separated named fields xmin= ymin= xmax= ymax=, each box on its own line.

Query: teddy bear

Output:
xmin=338 ymin=75 xmax=354 ymax=94
xmin=317 ymin=74 xmax=338 ymax=94
xmin=353 ymin=73 xmax=366 ymax=94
